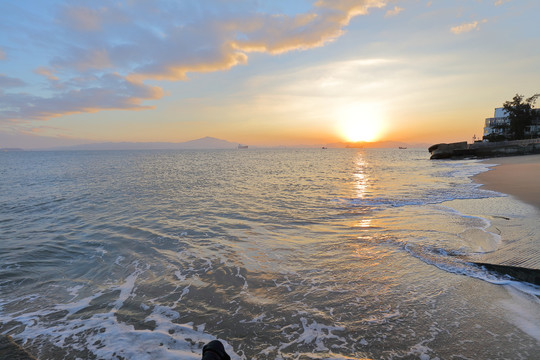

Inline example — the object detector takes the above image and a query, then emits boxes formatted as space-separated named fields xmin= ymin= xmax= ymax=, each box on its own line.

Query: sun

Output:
xmin=337 ymin=103 xmax=385 ymax=143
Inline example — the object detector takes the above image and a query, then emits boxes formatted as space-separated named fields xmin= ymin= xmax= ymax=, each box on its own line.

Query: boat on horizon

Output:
xmin=237 ymin=144 xmax=248 ymax=149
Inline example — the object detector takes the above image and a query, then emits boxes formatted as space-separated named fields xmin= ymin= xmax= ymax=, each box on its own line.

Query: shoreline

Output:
xmin=472 ymin=154 xmax=540 ymax=211
xmin=467 ymin=154 xmax=540 ymax=283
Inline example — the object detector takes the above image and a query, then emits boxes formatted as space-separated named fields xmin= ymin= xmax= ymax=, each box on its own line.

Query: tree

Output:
xmin=503 ymin=93 xmax=539 ymax=140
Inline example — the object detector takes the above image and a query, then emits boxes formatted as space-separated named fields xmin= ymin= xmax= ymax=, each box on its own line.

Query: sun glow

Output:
xmin=337 ymin=103 xmax=385 ymax=143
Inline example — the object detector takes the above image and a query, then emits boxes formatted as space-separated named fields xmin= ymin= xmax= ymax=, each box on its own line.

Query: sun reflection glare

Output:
xmin=351 ymin=243 xmax=388 ymax=264
xmin=356 ymin=218 xmax=372 ymax=228
xmin=354 ymin=157 xmax=368 ymax=199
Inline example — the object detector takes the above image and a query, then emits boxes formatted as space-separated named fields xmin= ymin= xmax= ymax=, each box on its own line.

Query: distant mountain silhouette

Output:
xmin=179 ymin=136 xmax=239 ymax=149
xmin=45 ymin=137 xmax=240 ymax=150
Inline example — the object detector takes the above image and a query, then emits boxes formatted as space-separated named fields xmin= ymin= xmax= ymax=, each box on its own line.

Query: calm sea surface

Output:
xmin=1 ymin=149 xmax=539 ymax=359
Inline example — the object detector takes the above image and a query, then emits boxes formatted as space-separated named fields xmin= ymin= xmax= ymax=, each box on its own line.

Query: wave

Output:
xmin=0 ymin=264 xmax=239 ymax=360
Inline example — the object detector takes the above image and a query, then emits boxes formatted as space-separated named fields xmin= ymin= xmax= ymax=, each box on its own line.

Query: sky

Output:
xmin=1 ymin=0 xmax=539 ymax=149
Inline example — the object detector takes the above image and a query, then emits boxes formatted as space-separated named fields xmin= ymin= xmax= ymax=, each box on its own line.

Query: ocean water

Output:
xmin=1 ymin=148 xmax=539 ymax=360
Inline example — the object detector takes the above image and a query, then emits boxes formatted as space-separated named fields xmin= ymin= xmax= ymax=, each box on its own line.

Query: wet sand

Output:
xmin=473 ymin=154 xmax=540 ymax=211
xmin=467 ymin=155 xmax=540 ymax=282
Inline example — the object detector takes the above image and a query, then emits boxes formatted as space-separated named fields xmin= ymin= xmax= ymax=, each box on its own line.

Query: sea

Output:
xmin=1 ymin=148 xmax=539 ymax=360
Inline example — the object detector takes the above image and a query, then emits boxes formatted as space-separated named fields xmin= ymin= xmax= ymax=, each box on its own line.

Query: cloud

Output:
xmin=55 ymin=0 xmax=388 ymax=79
xmin=232 ymin=0 xmax=384 ymax=55
xmin=316 ymin=0 xmax=387 ymax=19
xmin=385 ymin=6 xmax=404 ymax=17
xmin=450 ymin=19 xmax=487 ymax=34
xmin=57 ymin=4 xmax=128 ymax=32
xmin=494 ymin=0 xmax=512 ymax=6
xmin=2 ymin=0 xmax=390 ymax=122
xmin=0 ymin=74 xmax=163 ymax=122
xmin=0 ymin=74 xmax=26 ymax=89
xmin=60 ymin=6 xmax=103 ymax=31
xmin=34 ymin=67 xmax=59 ymax=81
xmin=51 ymin=0 xmax=390 ymax=79
xmin=22 ymin=125 xmax=67 ymax=135
xmin=53 ymin=48 xmax=113 ymax=72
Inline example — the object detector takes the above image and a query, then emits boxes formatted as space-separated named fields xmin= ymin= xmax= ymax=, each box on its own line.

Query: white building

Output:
xmin=483 ymin=107 xmax=540 ymax=141
xmin=483 ymin=108 xmax=509 ymax=140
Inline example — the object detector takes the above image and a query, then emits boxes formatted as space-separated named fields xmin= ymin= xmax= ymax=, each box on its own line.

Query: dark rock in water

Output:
xmin=0 ymin=335 xmax=36 ymax=360
xmin=428 ymin=141 xmax=468 ymax=159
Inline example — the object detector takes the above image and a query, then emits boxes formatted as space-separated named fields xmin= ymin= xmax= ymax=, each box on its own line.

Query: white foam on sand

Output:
xmin=499 ymin=286 xmax=540 ymax=342
xmin=0 ymin=266 xmax=240 ymax=360
xmin=278 ymin=317 xmax=346 ymax=353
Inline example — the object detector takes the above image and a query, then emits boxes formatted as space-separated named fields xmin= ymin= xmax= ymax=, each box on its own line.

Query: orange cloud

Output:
xmin=450 ymin=19 xmax=487 ymax=34
xmin=128 ymin=1 xmax=389 ymax=81
xmin=34 ymin=67 xmax=59 ymax=81
xmin=316 ymin=0 xmax=387 ymax=19
xmin=229 ymin=13 xmax=335 ymax=55
xmin=385 ymin=6 xmax=404 ymax=17
xmin=129 ymin=46 xmax=249 ymax=82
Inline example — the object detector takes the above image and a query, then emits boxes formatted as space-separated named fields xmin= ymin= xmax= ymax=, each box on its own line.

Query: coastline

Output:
xmin=459 ymin=154 xmax=540 ymax=284
xmin=472 ymin=154 xmax=540 ymax=211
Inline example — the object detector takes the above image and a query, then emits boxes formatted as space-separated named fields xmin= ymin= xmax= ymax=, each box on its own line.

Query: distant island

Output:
xmin=40 ymin=137 xmax=242 ymax=151
xmin=0 ymin=148 xmax=24 ymax=152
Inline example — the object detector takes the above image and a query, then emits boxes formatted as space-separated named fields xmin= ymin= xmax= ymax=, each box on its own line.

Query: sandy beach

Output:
xmin=473 ymin=154 xmax=540 ymax=210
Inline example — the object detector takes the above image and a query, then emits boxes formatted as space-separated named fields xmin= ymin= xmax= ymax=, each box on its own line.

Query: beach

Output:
xmin=473 ymin=154 xmax=540 ymax=210
xmin=464 ymin=154 xmax=540 ymax=283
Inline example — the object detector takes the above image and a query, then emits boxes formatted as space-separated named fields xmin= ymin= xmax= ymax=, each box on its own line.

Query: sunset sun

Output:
xmin=337 ymin=103 xmax=385 ymax=143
